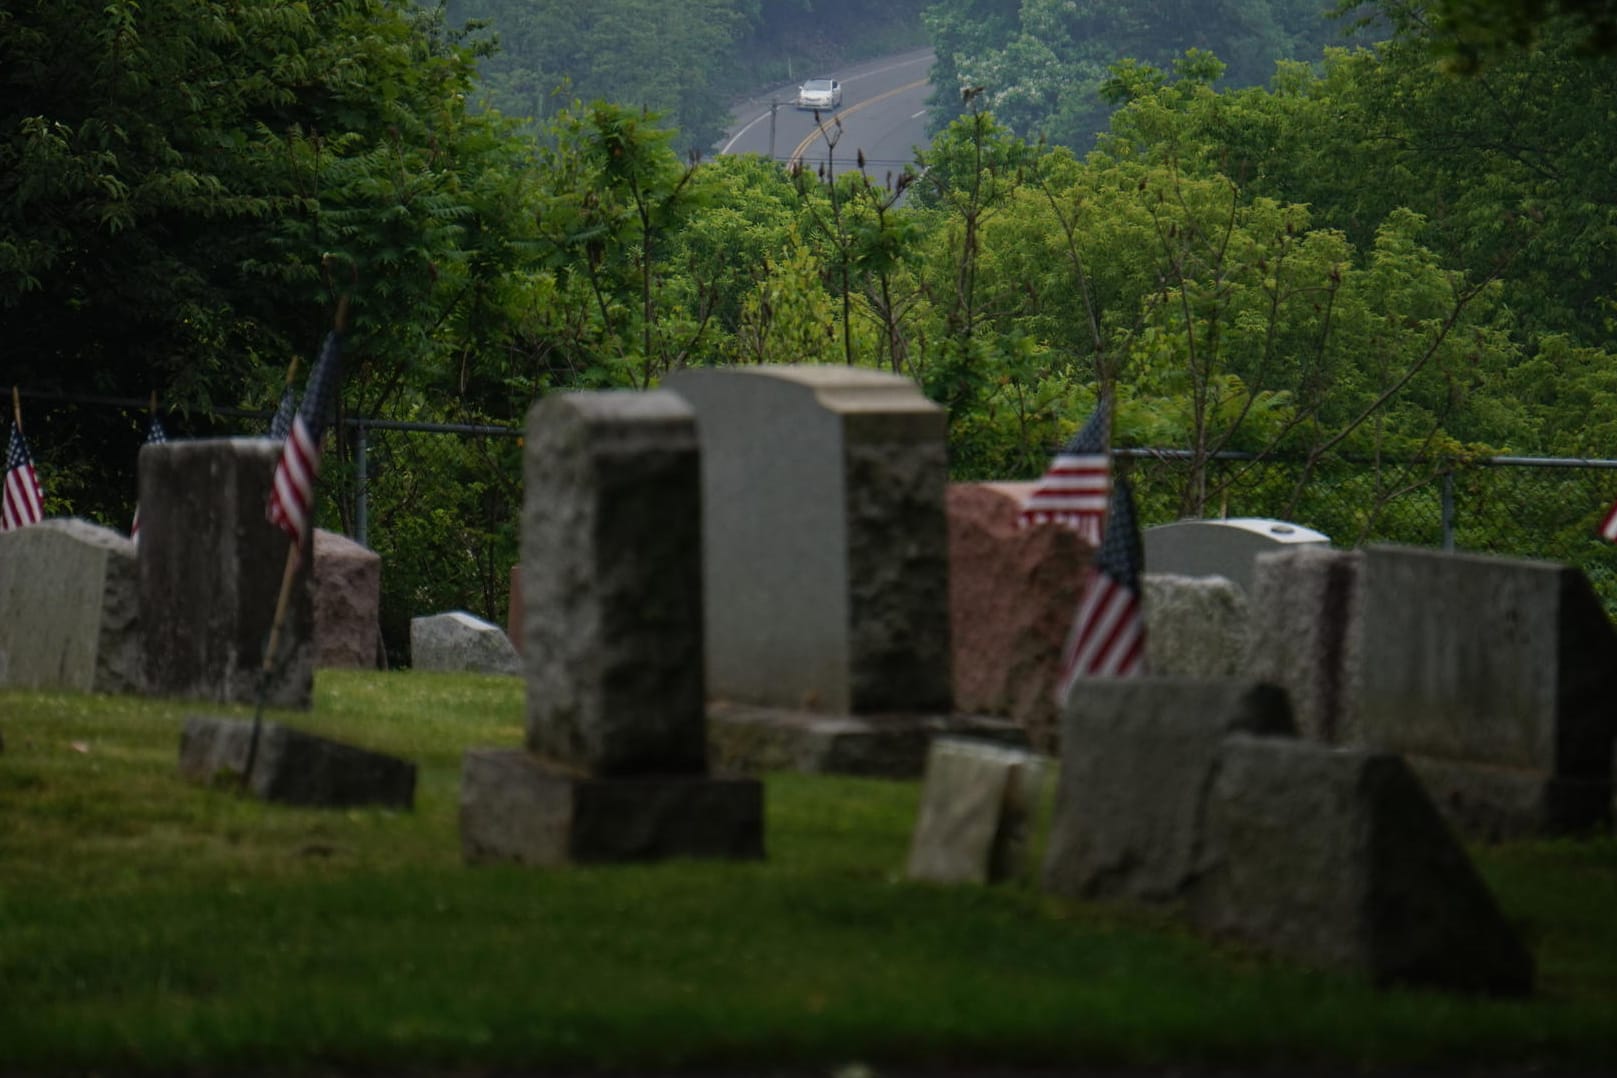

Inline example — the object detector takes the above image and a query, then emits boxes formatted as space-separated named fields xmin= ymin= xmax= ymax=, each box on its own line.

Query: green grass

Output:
xmin=3 ymin=672 xmax=1616 ymax=1074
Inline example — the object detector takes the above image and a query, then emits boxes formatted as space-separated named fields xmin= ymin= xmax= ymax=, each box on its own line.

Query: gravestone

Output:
xmin=1144 ymin=517 xmax=1329 ymax=594
xmin=906 ymin=738 xmax=1048 ymax=885
xmin=1194 ymin=735 xmax=1534 ymax=995
xmin=460 ymin=389 xmax=763 ymax=866
xmin=0 ymin=518 xmax=141 ymax=693
xmin=138 ymin=438 xmax=312 ymax=708
xmin=179 ymin=716 xmax=415 ymax=809
xmin=1143 ymin=573 xmax=1249 ymax=678
xmin=1244 ymin=547 xmax=1364 ymax=744
xmin=1347 ymin=544 xmax=1617 ymax=839
xmin=947 ymin=482 xmax=1090 ymax=754
xmin=1041 ymin=678 xmax=1295 ymax=903
xmin=312 ymin=529 xmax=381 ymax=669
xmin=411 ymin=611 xmax=519 ymax=676
xmin=664 ymin=367 xmax=951 ymax=715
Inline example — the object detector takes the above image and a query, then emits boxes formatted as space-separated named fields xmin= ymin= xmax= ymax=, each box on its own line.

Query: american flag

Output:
xmin=269 ymin=382 xmax=296 ymax=440
xmin=1055 ymin=475 xmax=1146 ymax=702
xmin=3 ymin=423 xmax=45 ymax=532
xmin=1599 ymin=497 xmax=1617 ymax=543
xmin=1018 ymin=401 xmax=1111 ymax=545
xmin=267 ymin=329 xmax=343 ymax=549
xmin=130 ymin=414 xmax=168 ymax=540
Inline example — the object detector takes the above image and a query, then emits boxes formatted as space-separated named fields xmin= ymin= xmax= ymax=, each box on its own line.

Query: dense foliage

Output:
xmin=5 ymin=0 xmax=1616 ymax=657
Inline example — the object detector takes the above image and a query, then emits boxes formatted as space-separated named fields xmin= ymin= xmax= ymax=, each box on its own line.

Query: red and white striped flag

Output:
xmin=130 ymin=413 xmax=168 ymax=541
xmin=3 ymin=423 xmax=44 ymax=532
xmin=267 ymin=328 xmax=343 ymax=549
xmin=1599 ymin=496 xmax=1617 ymax=543
xmin=1018 ymin=401 xmax=1111 ymax=546
xmin=1055 ymin=475 xmax=1146 ymax=703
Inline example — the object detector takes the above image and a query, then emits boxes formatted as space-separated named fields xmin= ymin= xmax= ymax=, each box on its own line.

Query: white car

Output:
xmin=796 ymin=78 xmax=843 ymax=111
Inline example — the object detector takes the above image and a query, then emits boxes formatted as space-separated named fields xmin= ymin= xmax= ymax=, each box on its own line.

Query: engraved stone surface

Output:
xmin=0 ymin=518 xmax=141 ymax=693
xmin=666 ymin=367 xmax=951 ymax=714
xmin=523 ymin=390 xmax=706 ymax=775
xmin=139 ymin=439 xmax=312 ymax=708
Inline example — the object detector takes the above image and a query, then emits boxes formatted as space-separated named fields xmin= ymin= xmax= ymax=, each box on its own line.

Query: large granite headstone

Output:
xmin=665 ymin=367 xmax=952 ymax=715
xmin=461 ymin=389 xmax=763 ymax=866
xmin=1193 ymin=736 xmax=1534 ymax=995
xmin=411 ymin=611 xmax=519 ymax=676
xmin=0 ymin=519 xmax=141 ymax=693
xmin=312 ymin=528 xmax=381 ymax=669
xmin=1041 ymin=678 xmax=1295 ymax=903
xmin=138 ymin=439 xmax=312 ymax=708
xmin=1346 ymin=544 xmax=1617 ymax=839
xmin=906 ymin=738 xmax=1047 ymax=885
xmin=1143 ymin=517 xmax=1329 ymax=594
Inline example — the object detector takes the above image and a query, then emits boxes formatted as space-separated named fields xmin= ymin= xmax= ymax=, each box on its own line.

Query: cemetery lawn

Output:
xmin=2 ymin=672 xmax=1616 ymax=1076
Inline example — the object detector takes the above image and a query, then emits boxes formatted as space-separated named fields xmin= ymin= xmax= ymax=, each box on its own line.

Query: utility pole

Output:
xmin=769 ymin=99 xmax=779 ymax=160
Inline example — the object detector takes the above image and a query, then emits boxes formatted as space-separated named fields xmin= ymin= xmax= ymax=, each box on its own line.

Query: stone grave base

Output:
xmin=1404 ymin=755 xmax=1611 ymax=842
xmin=707 ymin=702 xmax=1028 ymax=778
xmin=179 ymin=716 xmax=416 ymax=809
xmin=459 ymin=749 xmax=764 ymax=866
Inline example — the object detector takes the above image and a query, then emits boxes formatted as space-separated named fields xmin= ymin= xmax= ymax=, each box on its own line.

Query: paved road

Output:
xmin=718 ymin=49 xmax=935 ymax=183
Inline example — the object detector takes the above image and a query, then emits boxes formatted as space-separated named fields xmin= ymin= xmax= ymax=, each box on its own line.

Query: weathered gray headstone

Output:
xmin=1349 ymin=545 xmax=1617 ymax=838
xmin=1144 ymin=517 xmax=1329 ymax=594
xmin=906 ymin=738 xmax=1047 ymax=885
xmin=0 ymin=519 xmax=141 ymax=693
xmin=462 ymin=389 xmax=762 ymax=866
xmin=665 ymin=367 xmax=951 ymax=715
xmin=179 ymin=716 xmax=415 ymax=809
xmin=1244 ymin=546 xmax=1363 ymax=744
xmin=138 ymin=439 xmax=312 ymax=708
xmin=410 ymin=611 xmax=518 ymax=676
xmin=1143 ymin=573 xmax=1249 ymax=678
xmin=1041 ymin=678 xmax=1295 ymax=903
xmin=313 ymin=529 xmax=381 ymax=669
xmin=1193 ymin=735 xmax=1534 ymax=995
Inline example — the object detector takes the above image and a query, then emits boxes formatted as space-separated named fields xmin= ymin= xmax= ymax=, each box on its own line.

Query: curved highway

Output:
xmin=718 ymin=49 xmax=935 ymax=182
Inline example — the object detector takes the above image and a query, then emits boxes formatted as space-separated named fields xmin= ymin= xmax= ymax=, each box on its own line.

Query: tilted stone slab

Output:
xmin=666 ymin=367 xmax=951 ymax=715
xmin=1041 ymin=678 xmax=1295 ymax=903
xmin=139 ymin=439 xmax=312 ymax=708
xmin=459 ymin=748 xmax=764 ymax=866
xmin=1143 ymin=573 xmax=1250 ymax=679
xmin=410 ymin=611 xmax=518 ymax=676
xmin=179 ymin=716 xmax=416 ymax=809
xmin=1244 ymin=546 xmax=1363 ymax=745
xmin=906 ymin=738 xmax=1047 ymax=885
xmin=0 ymin=519 xmax=141 ymax=693
xmin=1194 ymin=736 xmax=1534 ymax=995
xmin=1352 ymin=545 xmax=1617 ymax=782
xmin=523 ymin=390 xmax=707 ymax=776
xmin=707 ymin=702 xmax=1027 ymax=778
xmin=313 ymin=529 xmax=382 ymax=669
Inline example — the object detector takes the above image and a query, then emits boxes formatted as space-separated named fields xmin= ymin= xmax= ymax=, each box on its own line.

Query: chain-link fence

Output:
xmin=1118 ymin=447 xmax=1617 ymax=614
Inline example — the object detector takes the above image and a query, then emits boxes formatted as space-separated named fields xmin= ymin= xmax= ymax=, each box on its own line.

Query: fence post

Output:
xmin=1441 ymin=471 xmax=1455 ymax=551
xmin=355 ymin=420 xmax=369 ymax=549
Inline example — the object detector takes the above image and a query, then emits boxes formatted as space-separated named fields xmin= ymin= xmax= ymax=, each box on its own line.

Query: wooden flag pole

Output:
xmin=12 ymin=386 xmax=21 ymax=430
xmin=284 ymin=355 xmax=299 ymax=388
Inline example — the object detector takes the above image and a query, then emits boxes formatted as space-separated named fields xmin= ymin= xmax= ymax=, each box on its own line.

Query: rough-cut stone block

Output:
xmin=0 ymin=519 xmax=141 ymax=693
xmin=666 ymin=367 xmax=951 ymax=715
xmin=1352 ymin=545 xmax=1617 ymax=783
xmin=459 ymin=748 xmax=764 ymax=865
xmin=411 ymin=611 xmax=519 ymax=675
xmin=947 ymin=483 xmax=1090 ymax=754
xmin=312 ymin=529 xmax=381 ymax=669
xmin=1143 ymin=573 xmax=1249 ymax=679
xmin=178 ymin=716 xmax=415 ymax=809
xmin=1144 ymin=517 xmax=1329 ymax=594
xmin=524 ymin=390 xmax=707 ymax=775
xmin=1041 ymin=678 xmax=1295 ymax=903
xmin=907 ymin=738 xmax=1047 ymax=885
xmin=139 ymin=439 xmax=312 ymax=708
xmin=707 ymin=702 xmax=1027 ymax=778
xmin=1194 ymin=736 xmax=1534 ymax=995
xmin=1245 ymin=547 xmax=1363 ymax=744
